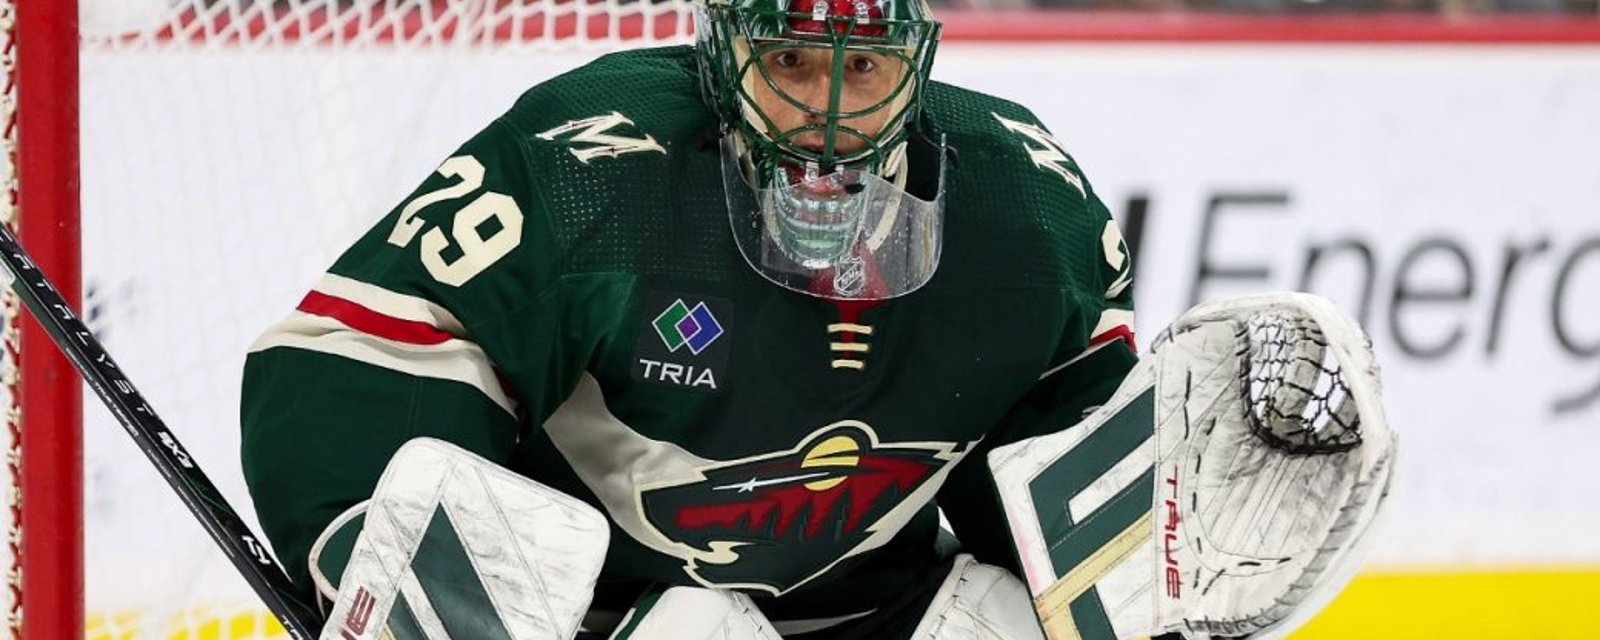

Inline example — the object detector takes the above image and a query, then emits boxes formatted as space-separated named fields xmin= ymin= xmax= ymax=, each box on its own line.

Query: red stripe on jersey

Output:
xmin=297 ymin=290 xmax=455 ymax=346
xmin=1091 ymin=324 xmax=1137 ymax=353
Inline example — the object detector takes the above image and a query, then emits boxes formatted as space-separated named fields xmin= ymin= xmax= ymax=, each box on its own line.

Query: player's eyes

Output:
xmin=768 ymin=50 xmax=802 ymax=69
xmin=847 ymin=55 xmax=876 ymax=74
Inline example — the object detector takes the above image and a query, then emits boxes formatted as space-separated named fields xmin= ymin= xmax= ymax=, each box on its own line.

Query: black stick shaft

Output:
xmin=0 ymin=224 xmax=324 ymax=638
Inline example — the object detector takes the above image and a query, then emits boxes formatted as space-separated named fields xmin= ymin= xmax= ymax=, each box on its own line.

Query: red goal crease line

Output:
xmin=116 ymin=6 xmax=1600 ymax=46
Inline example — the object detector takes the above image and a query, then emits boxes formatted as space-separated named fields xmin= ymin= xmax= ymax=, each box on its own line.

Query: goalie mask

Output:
xmin=696 ymin=0 xmax=946 ymax=300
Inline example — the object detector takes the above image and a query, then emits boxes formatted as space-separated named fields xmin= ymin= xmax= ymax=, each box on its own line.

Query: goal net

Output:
xmin=3 ymin=0 xmax=692 ymax=637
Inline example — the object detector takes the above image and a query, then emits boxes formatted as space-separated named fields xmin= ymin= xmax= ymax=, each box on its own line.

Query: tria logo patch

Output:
xmin=634 ymin=293 xmax=734 ymax=393
xmin=653 ymin=299 xmax=724 ymax=355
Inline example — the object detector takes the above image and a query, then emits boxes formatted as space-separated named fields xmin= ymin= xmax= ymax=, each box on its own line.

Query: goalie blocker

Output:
xmin=988 ymin=292 xmax=1397 ymax=640
xmin=312 ymin=438 xmax=610 ymax=640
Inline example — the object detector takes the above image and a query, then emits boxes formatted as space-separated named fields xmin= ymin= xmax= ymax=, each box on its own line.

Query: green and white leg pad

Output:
xmin=313 ymin=438 xmax=610 ymax=640
xmin=906 ymin=554 xmax=1045 ymax=640
xmin=606 ymin=586 xmax=780 ymax=640
xmin=988 ymin=293 xmax=1398 ymax=640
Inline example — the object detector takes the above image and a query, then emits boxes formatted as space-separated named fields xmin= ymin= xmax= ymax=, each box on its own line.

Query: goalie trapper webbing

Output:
xmin=1241 ymin=311 xmax=1364 ymax=455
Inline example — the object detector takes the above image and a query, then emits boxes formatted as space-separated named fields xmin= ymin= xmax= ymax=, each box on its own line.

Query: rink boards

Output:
xmin=76 ymin=41 xmax=1599 ymax=637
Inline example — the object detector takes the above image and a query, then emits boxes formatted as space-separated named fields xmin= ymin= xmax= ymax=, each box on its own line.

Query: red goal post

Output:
xmin=3 ymin=1 xmax=84 ymax=639
xmin=3 ymin=1 xmax=1599 ymax=639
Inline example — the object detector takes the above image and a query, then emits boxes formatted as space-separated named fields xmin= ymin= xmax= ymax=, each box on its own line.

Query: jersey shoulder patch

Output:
xmin=921 ymin=82 xmax=1106 ymax=292
xmin=922 ymin=81 xmax=1088 ymax=189
xmin=533 ymin=111 xmax=668 ymax=164
xmin=464 ymin=46 xmax=734 ymax=284
xmin=500 ymin=46 xmax=711 ymax=162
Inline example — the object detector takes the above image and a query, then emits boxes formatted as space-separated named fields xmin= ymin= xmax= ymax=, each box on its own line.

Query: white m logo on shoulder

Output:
xmin=536 ymin=111 xmax=668 ymax=164
xmin=992 ymin=113 xmax=1085 ymax=198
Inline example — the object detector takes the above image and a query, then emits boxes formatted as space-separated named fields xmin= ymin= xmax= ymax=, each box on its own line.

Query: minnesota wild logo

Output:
xmin=535 ymin=112 xmax=667 ymax=164
xmin=636 ymin=422 xmax=968 ymax=594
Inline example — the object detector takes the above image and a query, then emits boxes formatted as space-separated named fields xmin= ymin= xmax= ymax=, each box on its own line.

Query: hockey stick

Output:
xmin=0 ymin=223 xmax=325 ymax=639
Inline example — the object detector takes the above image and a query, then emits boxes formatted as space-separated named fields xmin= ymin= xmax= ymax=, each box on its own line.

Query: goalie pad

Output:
xmin=606 ymin=586 xmax=781 ymax=640
xmin=988 ymin=292 xmax=1397 ymax=640
xmin=906 ymin=554 xmax=1044 ymax=640
xmin=602 ymin=556 xmax=1042 ymax=640
xmin=315 ymin=437 xmax=610 ymax=640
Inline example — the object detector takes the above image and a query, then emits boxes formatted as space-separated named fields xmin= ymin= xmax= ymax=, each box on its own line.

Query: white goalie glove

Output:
xmin=988 ymin=292 xmax=1398 ymax=640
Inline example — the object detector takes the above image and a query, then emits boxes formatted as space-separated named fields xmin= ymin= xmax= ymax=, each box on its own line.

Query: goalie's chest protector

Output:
xmin=500 ymin=47 xmax=1097 ymax=597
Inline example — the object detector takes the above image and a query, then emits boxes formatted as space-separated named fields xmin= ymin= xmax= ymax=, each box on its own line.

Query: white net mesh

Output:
xmin=5 ymin=0 xmax=691 ymax=637
xmin=84 ymin=0 xmax=696 ymax=53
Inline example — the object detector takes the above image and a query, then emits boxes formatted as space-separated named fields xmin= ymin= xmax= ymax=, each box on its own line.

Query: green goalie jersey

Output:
xmin=242 ymin=45 xmax=1136 ymax=638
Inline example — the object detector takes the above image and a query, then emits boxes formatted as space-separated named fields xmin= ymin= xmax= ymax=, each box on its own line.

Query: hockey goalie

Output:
xmin=238 ymin=0 xmax=1395 ymax=636
xmin=273 ymin=292 xmax=1394 ymax=640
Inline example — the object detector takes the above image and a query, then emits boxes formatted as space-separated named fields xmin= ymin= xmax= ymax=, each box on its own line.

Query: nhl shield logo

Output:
xmin=636 ymin=422 xmax=969 ymax=594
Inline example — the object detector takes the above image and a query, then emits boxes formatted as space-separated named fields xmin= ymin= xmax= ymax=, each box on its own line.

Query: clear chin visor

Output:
xmin=722 ymin=136 xmax=946 ymax=301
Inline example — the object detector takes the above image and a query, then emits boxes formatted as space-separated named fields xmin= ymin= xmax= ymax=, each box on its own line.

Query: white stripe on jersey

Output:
xmin=251 ymin=312 xmax=517 ymax=416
